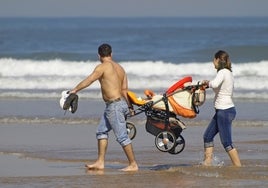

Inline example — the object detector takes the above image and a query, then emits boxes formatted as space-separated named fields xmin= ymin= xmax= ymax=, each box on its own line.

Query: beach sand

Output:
xmin=0 ymin=99 xmax=267 ymax=187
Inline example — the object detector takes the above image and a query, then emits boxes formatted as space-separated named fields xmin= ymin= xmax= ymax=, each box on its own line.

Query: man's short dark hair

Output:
xmin=98 ymin=43 xmax=112 ymax=57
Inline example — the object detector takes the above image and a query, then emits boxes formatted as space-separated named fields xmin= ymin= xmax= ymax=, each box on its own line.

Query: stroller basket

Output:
xmin=145 ymin=109 xmax=184 ymax=138
xmin=146 ymin=116 xmax=184 ymax=137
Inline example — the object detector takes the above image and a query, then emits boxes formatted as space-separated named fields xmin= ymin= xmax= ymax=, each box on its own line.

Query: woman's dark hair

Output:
xmin=214 ymin=50 xmax=232 ymax=72
xmin=98 ymin=43 xmax=112 ymax=57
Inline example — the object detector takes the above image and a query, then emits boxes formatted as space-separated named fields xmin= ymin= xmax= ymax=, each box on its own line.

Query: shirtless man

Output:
xmin=70 ymin=43 xmax=138 ymax=172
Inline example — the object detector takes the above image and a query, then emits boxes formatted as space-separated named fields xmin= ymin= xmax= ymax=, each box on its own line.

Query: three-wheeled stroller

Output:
xmin=126 ymin=76 xmax=206 ymax=155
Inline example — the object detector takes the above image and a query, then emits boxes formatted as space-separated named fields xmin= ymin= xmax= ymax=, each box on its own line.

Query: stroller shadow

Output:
xmin=150 ymin=163 xmax=192 ymax=171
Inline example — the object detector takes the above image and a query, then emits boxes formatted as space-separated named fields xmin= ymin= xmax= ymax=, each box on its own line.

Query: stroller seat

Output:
xmin=127 ymin=91 xmax=147 ymax=106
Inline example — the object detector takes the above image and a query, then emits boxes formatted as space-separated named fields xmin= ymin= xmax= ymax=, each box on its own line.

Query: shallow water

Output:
xmin=0 ymin=121 xmax=267 ymax=187
xmin=0 ymin=99 xmax=267 ymax=187
xmin=1 ymin=166 xmax=267 ymax=188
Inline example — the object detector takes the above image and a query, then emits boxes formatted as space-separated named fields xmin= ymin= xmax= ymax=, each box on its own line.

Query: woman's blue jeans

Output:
xmin=203 ymin=107 xmax=236 ymax=152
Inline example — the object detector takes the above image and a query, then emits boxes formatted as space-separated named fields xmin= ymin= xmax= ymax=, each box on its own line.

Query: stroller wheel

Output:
xmin=155 ymin=131 xmax=176 ymax=152
xmin=126 ymin=121 xmax=136 ymax=140
xmin=168 ymin=135 xmax=185 ymax=155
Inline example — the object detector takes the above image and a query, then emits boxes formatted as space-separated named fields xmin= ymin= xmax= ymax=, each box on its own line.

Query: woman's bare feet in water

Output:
xmin=85 ymin=161 xmax=104 ymax=170
xmin=120 ymin=163 xmax=139 ymax=172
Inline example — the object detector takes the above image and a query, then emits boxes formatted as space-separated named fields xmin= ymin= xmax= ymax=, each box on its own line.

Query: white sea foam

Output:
xmin=1 ymin=58 xmax=267 ymax=99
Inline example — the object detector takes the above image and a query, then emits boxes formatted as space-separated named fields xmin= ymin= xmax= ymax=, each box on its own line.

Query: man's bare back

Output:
xmin=97 ymin=59 xmax=126 ymax=102
xmin=70 ymin=58 xmax=126 ymax=102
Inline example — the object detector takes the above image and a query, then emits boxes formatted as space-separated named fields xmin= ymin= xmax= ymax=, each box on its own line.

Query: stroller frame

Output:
xmin=126 ymin=82 xmax=205 ymax=155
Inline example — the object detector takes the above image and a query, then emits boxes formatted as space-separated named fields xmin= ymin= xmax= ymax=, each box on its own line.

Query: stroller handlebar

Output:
xmin=184 ymin=83 xmax=208 ymax=90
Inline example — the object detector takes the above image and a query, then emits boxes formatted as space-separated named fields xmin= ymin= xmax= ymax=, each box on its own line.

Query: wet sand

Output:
xmin=0 ymin=120 xmax=267 ymax=187
xmin=0 ymin=99 xmax=268 ymax=187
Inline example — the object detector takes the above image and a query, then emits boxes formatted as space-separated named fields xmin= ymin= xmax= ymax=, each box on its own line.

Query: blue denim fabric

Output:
xmin=203 ymin=107 xmax=236 ymax=152
xmin=96 ymin=99 xmax=131 ymax=147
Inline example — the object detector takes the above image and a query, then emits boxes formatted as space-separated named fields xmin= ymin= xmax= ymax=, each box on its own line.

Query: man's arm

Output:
xmin=71 ymin=65 xmax=103 ymax=93
xmin=121 ymin=74 xmax=134 ymax=115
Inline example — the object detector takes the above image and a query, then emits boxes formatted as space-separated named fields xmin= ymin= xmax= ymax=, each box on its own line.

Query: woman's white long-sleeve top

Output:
xmin=209 ymin=68 xmax=235 ymax=110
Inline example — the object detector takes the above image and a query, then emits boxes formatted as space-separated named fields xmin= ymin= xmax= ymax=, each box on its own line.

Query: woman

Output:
xmin=202 ymin=50 xmax=241 ymax=167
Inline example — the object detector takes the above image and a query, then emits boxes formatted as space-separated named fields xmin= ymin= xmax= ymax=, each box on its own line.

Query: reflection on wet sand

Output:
xmin=0 ymin=120 xmax=267 ymax=187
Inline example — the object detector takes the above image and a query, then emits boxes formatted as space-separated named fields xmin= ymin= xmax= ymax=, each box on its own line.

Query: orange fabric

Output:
xmin=144 ymin=89 xmax=155 ymax=98
xmin=127 ymin=91 xmax=147 ymax=106
xmin=166 ymin=76 xmax=192 ymax=94
xmin=168 ymin=96 xmax=196 ymax=118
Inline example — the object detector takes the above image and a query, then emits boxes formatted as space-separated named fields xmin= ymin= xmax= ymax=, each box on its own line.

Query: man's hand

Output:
xmin=128 ymin=107 xmax=135 ymax=116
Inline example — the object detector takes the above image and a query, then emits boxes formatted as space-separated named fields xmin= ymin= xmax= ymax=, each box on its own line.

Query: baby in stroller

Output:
xmin=126 ymin=76 xmax=206 ymax=155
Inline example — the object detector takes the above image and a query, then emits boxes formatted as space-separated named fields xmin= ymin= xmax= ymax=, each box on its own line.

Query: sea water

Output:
xmin=0 ymin=17 xmax=268 ymax=99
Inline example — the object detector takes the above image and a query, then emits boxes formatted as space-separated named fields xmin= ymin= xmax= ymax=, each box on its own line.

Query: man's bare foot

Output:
xmin=120 ymin=164 xmax=138 ymax=172
xmin=85 ymin=169 xmax=104 ymax=175
xmin=85 ymin=161 xmax=104 ymax=170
